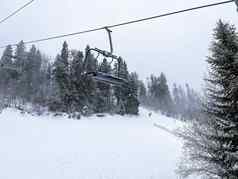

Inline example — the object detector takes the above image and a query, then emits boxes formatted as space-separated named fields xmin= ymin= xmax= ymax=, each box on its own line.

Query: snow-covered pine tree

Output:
xmin=205 ymin=20 xmax=238 ymax=177
xmin=70 ymin=50 xmax=88 ymax=112
xmin=53 ymin=41 xmax=71 ymax=112
xmin=14 ymin=41 xmax=27 ymax=104
xmin=35 ymin=55 xmax=53 ymax=106
xmin=172 ymin=83 xmax=180 ymax=117
xmin=179 ymin=85 xmax=188 ymax=117
xmin=0 ymin=45 xmax=14 ymax=107
xmin=22 ymin=45 xmax=39 ymax=102
xmin=178 ymin=20 xmax=238 ymax=179
xmin=147 ymin=73 xmax=173 ymax=115
xmin=158 ymin=73 xmax=174 ymax=116
xmin=147 ymin=74 xmax=160 ymax=109
xmin=138 ymin=80 xmax=147 ymax=105
xmin=14 ymin=41 xmax=26 ymax=68
xmin=124 ymin=72 xmax=139 ymax=115
xmin=185 ymin=83 xmax=201 ymax=120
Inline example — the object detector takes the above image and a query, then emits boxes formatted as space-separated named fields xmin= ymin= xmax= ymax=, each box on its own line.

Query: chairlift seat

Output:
xmin=86 ymin=71 xmax=128 ymax=86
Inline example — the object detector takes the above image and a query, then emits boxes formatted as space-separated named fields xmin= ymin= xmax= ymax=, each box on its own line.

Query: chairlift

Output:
xmin=83 ymin=27 xmax=129 ymax=87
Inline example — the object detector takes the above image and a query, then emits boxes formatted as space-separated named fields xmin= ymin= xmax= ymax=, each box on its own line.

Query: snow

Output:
xmin=0 ymin=107 xmax=187 ymax=179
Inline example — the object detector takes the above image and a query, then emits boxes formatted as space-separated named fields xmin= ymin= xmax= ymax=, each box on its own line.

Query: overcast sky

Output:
xmin=0 ymin=0 xmax=237 ymax=90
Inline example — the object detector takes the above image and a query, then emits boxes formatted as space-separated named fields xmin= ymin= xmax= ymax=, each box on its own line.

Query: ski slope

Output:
xmin=0 ymin=108 xmax=187 ymax=179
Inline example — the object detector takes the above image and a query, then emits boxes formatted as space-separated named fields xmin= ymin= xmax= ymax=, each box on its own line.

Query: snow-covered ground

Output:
xmin=0 ymin=108 xmax=187 ymax=179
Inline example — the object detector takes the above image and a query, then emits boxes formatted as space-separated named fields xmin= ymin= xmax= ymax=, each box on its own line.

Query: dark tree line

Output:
xmin=0 ymin=41 xmax=51 ymax=108
xmin=0 ymin=40 xmax=200 ymax=119
xmin=137 ymin=73 xmax=201 ymax=120
xmin=178 ymin=20 xmax=238 ymax=179
xmin=0 ymin=41 xmax=139 ymax=116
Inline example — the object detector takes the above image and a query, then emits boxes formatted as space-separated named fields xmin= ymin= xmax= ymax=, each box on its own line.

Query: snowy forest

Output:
xmin=1 ymin=0 xmax=238 ymax=179
xmin=0 ymin=40 xmax=201 ymax=119
xmin=0 ymin=0 xmax=238 ymax=178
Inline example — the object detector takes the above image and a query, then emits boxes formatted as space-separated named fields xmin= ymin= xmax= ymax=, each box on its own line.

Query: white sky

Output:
xmin=0 ymin=0 xmax=237 ymax=90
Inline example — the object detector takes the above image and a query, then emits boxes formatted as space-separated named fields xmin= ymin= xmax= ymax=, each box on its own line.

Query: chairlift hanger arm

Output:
xmin=104 ymin=27 xmax=113 ymax=53
xmin=235 ymin=0 xmax=238 ymax=10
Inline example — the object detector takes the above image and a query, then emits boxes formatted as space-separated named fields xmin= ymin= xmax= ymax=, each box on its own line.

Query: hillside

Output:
xmin=0 ymin=108 xmax=193 ymax=179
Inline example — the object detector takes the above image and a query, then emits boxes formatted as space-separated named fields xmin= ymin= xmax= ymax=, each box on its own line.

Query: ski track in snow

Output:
xmin=0 ymin=108 xmax=194 ymax=179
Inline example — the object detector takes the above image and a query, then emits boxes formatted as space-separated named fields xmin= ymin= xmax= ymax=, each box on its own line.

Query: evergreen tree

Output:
xmin=147 ymin=74 xmax=161 ymax=109
xmin=70 ymin=50 xmax=87 ymax=112
xmin=172 ymin=83 xmax=180 ymax=117
xmin=0 ymin=45 xmax=13 ymax=68
xmin=158 ymin=73 xmax=174 ymax=115
xmin=178 ymin=20 xmax=238 ymax=178
xmin=34 ymin=53 xmax=51 ymax=105
xmin=14 ymin=41 xmax=27 ymax=103
xmin=0 ymin=45 xmax=14 ymax=105
xmin=124 ymin=72 xmax=140 ymax=115
xmin=53 ymin=41 xmax=71 ymax=112
xmin=138 ymin=80 xmax=147 ymax=105
xmin=14 ymin=41 xmax=26 ymax=68
xmin=22 ymin=45 xmax=38 ymax=101
xmin=184 ymin=83 xmax=201 ymax=120
xmin=178 ymin=85 xmax=187 ymax=118
xmin=147 ymin=73 xmax=173 ymax=115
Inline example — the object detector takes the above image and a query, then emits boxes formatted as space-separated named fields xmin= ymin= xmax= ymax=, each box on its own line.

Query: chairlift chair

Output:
xmin=83 ymin=27 xmax=129 ymax=87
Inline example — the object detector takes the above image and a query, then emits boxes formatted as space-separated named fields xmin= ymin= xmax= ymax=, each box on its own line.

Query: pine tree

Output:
xmin=22 ymin=45 xmax=38 ymax=101
xmin=14 ymin=41 xmax=26 ymax=68
xmin=138 ymin=80 xmax=147 ymax=105
xmin=178 ymin=20 xmax=238 ymax=179
xmin=35 ymin=58 xmax=52 ymax=106
xmin=124 ymin=72 xmax=140 ymax=115
xmin=0 ymin=45 xmax=14 ymax=106
xmin=205 ymin=20 xmax=238 ymax=177
xmin=147 ymin=73 xmax=173 ymax=115
xmin=33 ymin=51 xmax=50 ymax=105
xmin=172 ymin=83 xmax=180 ymax=117
xmin=70 ymin=50 xmax=87 ymax=112
xmin=158 ymin=73 xmax=174 ymax=116
xmin=184 ymin=84 xmax=201 ymax=120
xmin=147 ymin=74 xmax=160 ymax=109
xmin=0 ymin=45 xmax=13 ymax=89
xmin=14 ymin=41 xmax=27 ymax=104
xmin=53 ymin=41 xmax=71 ymax=112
